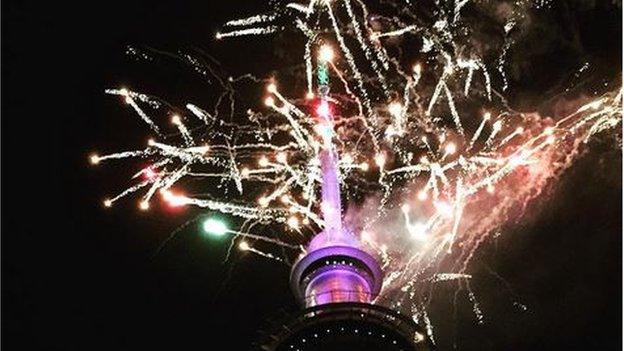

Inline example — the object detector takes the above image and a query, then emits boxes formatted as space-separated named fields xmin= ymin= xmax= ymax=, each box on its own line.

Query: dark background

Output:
xmin=3 ymin=1 xmax=622 ymax=350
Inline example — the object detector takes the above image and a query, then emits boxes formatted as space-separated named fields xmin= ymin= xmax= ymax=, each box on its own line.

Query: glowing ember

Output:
xmin=202 ymin=217 xmax=228 ymax=237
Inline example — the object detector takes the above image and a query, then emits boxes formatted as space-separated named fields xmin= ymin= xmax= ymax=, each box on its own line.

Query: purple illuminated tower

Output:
xmin=257 ymin=49 xmax=432 ymax=351
xmin=289 ymin=58 xmax=383 ymax=308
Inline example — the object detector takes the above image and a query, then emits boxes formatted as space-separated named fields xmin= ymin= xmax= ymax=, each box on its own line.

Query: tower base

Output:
xmin=258 ymin=303 xmax=433 ymax=351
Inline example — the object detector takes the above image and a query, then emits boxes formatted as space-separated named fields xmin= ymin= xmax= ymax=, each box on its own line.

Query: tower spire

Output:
xmin=289 ymin=44 xmax=382 ymax=307
xmin=316 ymin=44 xmax=343 ymax=243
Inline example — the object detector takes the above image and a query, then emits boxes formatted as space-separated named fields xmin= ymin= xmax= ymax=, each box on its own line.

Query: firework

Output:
xmin=90 ymin=0 xmax=622 ymax=342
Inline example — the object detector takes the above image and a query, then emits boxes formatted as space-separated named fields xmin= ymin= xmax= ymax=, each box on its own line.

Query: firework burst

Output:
xmin=90 ymin=0 xmax=621 ymax=341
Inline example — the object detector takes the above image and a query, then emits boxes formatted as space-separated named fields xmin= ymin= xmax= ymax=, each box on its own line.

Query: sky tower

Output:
xmin=259 ymin=45 xmax=433 ymax=351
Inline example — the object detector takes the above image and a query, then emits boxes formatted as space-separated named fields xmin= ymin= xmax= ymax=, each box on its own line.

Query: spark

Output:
xmin=444 ymin=143 xmax=457 ymax=155
xmin=202 ymin=217 xmax=228 ymax=237
xmin=318 ymin=45 xmax=335 ymax=63
xmin=89 ymin=153 xmax=100 ymax=165
xmin=139 ymin=201 xmax=150 ymax=211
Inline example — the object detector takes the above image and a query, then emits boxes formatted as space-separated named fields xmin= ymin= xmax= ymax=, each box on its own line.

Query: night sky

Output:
xmin=3 ymin=1 xmax=622 ymax=350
